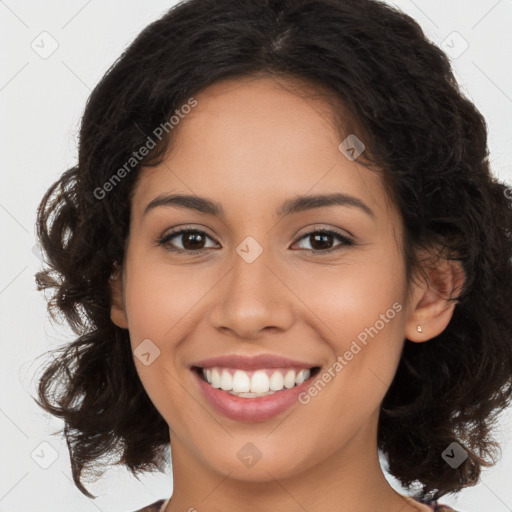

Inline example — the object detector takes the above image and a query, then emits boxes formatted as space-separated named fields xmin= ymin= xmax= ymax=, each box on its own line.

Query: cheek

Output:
xmin=123 ymin=254 xmax=211 ymax=346
xmin=291 ymin=247 xmax=407 ymax=406
xmin=122 ymin=255 xmax=199 ymax=419
xmin=290 ymin=246 xmax=407 ymax=345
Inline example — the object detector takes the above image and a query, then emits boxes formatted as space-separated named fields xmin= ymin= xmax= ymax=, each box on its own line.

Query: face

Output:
xmin=110 ymin=75 xmax=437 ymax=484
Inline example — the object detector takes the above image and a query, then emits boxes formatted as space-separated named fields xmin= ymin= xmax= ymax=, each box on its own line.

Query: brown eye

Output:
xmin=309 ymin=232 xmax=335 ymax=251
xmin=293 ymin=229 xmax=354 ymax=253
xmin=179 ymin=231 xmax=207 ymax=250
xmin=158 ymin=229 xmax=218 ymax=254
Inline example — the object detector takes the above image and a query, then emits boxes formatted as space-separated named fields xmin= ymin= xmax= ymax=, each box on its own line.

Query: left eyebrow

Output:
xmin=276 ymin=192 xmax=374 ymax=219
xmin=144 ymin=194 xmax=224 ymax=217
xmin=143 ymin=192 xmax=374 ymax=219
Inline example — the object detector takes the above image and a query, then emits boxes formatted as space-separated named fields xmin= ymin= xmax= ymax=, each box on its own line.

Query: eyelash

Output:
xmin=156 ymin=227 xmax=355 ymax=255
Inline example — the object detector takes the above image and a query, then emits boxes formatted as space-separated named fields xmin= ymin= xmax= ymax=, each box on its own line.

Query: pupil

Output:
xmin=311 ymin=233 xmax=332 ymax=250
xmin=183 ymin=232 xmax=204 ymax=250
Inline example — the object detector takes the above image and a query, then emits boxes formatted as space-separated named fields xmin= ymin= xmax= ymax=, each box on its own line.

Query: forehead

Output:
xmin=131 ymin=76 xmax=394 ymax=223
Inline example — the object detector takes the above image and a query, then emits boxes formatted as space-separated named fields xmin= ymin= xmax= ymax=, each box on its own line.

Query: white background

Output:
xmin=1 ymin=1 xmax=511 ymax=511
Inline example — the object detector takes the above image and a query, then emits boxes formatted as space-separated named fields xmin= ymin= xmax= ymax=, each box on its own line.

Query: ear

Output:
xmin=405 ymin=251 xmax=465 ymax=342
xmin=109 ymin=262 xmax=129 ymax=329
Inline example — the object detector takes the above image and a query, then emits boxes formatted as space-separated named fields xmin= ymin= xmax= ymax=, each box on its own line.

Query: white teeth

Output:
xmin=269 ymin=371 xmax=284 ymax=391
xmin=295 ymin=368 xmax=310 ymax=385
xmin=284 ymin=369 xmax=296 ymax=389
xmin=211 ymin=368 xmax=221 ymax=388
xmin=232 ymin=370 xmax=251 ymax=392
xmin=220 ymin=369 xmax=232 ymax=391
xmin=201 ymin=367 xmax=313 ymax=395
xmin=251 ymin=370 xmax=270 ymax=393
xmin=227 ymin=390 xmax=276 ymax=397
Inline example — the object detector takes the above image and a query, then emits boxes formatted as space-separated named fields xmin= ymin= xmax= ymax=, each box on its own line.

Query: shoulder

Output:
xmin=130 ymin=499 xmax=167 ymax=512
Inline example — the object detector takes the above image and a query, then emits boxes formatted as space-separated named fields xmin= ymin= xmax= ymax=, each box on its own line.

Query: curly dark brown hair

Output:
xmin=33 ymin=0 xmax=512 ymax=502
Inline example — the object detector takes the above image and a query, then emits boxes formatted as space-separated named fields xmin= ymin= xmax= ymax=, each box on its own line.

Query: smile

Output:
xmin=198 ymin=366 xmax=315 ymax=396
xmin=191 ymin=365 xmax=321 ymax=421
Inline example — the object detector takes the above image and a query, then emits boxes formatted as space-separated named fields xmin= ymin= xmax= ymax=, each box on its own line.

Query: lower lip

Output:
xmin=192 ymin=369 xmax=316 ymax=422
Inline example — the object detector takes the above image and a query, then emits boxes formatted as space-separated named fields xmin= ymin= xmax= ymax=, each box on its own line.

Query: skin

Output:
xmin=110 ymin=75 xmax=462 ymax=512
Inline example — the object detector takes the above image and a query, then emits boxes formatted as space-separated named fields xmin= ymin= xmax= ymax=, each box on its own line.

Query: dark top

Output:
xmin=132 ymin=498 xmax=461 ymax=511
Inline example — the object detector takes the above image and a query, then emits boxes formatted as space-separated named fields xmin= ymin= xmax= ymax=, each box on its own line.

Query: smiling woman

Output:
xmin=33 ymin=1 xmax=512 ymax=512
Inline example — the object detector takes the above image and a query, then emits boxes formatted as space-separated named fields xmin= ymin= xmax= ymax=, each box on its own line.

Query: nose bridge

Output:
xmin=231 ymin=236 xmax=273 ymax=296
xmin=209 ymin=235 xmax=294 ymax=337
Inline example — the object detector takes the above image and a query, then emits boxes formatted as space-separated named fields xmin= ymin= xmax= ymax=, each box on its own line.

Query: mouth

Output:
xmin=189 ymin=353 xmax=323 ymax=421
xmin=191 ymin=365 xmax=322 ymax=398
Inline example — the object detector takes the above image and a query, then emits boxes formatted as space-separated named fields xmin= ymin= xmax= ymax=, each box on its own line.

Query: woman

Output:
xmin=34 ymin=0 xmax=512 ymax=511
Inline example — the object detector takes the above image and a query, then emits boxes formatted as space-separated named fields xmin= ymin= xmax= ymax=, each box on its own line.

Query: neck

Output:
xmin=164 ymin=411 xmax=430 ymax=512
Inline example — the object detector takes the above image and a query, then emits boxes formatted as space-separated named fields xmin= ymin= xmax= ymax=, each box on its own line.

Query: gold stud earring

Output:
xmin=417 ymin=325 xmax=423 ymax=333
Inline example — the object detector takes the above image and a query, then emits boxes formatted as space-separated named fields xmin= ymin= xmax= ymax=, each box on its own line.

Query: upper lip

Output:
xmin=190 ymin=353 xmax=319 ymax=370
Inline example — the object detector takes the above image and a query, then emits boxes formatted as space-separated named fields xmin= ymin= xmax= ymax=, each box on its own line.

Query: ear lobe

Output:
xmin=405 ymin=256 xmax=465 ymax=343
xmin=109 ymin=263 xmax=129 ymax=329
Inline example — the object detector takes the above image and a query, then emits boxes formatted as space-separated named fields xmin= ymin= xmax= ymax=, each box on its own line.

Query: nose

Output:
xmin=208 ymin=247 xmax=295 ymax=340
